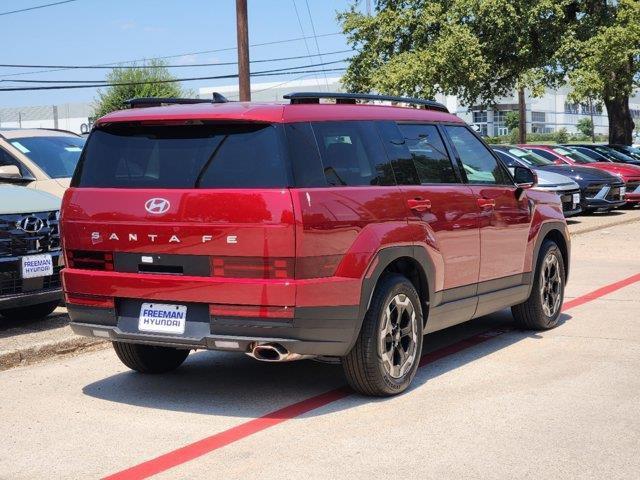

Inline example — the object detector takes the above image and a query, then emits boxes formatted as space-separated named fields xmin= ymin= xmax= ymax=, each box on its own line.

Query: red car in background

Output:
xmin=520 ymin=144 xmax=640 ymax=204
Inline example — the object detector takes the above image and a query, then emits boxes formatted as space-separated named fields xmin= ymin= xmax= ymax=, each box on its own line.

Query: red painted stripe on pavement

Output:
xmin=105 ymin=272 xmax=640 ymax=480
xmin=561 ymin=272 xmax=640 ymax=312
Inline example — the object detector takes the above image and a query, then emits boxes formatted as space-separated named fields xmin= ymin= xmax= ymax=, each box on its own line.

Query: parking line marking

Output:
xmin=561 ymin=273 xmax=640 ymax=312
xmin=104 ymin=272 xmax=640 ymax=480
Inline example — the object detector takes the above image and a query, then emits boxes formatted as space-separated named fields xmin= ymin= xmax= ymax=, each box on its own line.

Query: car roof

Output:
xmin=96 ymin=101 xmax=464 ymax=126
xmin=0 ymin=128 xmax=80 ymax=139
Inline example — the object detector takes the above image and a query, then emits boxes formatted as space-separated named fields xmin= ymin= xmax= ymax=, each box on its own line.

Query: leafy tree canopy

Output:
xmin=94 ymin=60 xmax=186 ymax=118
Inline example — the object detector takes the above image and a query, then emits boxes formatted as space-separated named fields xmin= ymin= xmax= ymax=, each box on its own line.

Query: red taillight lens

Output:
xmin=67 ymin=250 xmax=114 ymax=271
xmin=209 ymin=304 xmax=293 ymax=319
xmin=210 ymin=257 xmax=294 ymax=279
xmin=65 ymin=293 xmax=115 ymax=308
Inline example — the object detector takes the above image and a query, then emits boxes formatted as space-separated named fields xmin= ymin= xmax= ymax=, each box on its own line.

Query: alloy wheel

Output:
xmin=378 ymin=293 xmax=418 ymax=379
xmin=539 ymin=253 xmax=562 ymax=317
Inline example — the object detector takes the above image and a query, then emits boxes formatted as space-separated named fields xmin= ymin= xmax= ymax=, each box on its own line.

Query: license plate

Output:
xmin=620 ymin=186 xmax=626 ymax=198
xmin=572 ymin=193 xmax=580 ymax=204
xmin=138 ymin=303 xmax=187 ymax=334
xmin=21 ymin=254 xmax=53 ymax=279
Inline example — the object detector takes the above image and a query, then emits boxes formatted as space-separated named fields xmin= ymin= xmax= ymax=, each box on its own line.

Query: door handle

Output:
xmin=407 ymin=198 xmax=432 ymax=212
xmin=477 ymin=198 xmax=496 ymax=209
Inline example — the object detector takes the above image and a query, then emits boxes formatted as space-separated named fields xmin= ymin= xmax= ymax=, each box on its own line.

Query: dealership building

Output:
xmin=1 ymin=77 xmax=637 ymax=138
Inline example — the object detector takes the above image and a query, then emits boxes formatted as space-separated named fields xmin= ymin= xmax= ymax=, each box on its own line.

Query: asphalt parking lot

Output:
xmin=1 ymin=209 xmax=639 ymax=479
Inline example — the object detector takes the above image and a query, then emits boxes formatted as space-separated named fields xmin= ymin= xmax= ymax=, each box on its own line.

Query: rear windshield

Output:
xmin=73 ymin=123 xmax=287 ymax=188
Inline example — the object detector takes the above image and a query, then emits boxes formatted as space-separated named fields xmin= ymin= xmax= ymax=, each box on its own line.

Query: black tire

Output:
xmin=342 ymin=274 xmax=424 ymax=396
xmin=112 ymin=342 xmax=190 ymax=374
xmin=0 ymin=300 xmax=59 ymax=320
xmin=512 ymin=239 xmax=565 ymax=330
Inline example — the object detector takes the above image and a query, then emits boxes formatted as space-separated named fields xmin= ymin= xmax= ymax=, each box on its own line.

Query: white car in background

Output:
xmin=0 ymin=128 xmax=85 ymax=198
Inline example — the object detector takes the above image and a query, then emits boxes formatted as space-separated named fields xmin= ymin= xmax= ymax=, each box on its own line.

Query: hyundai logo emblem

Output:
xmin=17 ymin=216 xmax=45 ymax=233
xmin=145 ymin=198 xmax=171 ymax=215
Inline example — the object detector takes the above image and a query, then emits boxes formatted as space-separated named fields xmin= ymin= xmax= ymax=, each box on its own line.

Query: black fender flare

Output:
xmin=527 ymin=221 xmax=571 ymax=296
xmin=348 ymin=245 xmax=436 ymax=351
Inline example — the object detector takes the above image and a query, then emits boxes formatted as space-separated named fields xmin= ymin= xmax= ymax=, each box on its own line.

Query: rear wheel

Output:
xmin=113 ymin=342 xmax=190 ymax=374
xmin=0 ymin=300 xmax=59 ymax=320
xmin=342 ymin=274 xmax=423 ymax=396
xmin=512 ymin=240 xmax=565 ymax=330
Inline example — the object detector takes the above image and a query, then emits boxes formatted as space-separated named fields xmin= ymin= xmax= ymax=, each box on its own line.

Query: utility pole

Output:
xmin=366 ymin=0 xmax=371 ymax=15
xmin=518 ymin=87 xmax=526 ymax=144
xmin=589 ymin=97 xmax=596 ymax=143
xmin=236 ymin=0 xmax=251 ymax=101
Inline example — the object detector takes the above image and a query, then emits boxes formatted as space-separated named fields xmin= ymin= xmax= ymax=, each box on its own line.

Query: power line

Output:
xmin=0 ymin=0 xmax=79 ymax=17
xmin=304 ymin=0 xmax=329 ymax=89
xmin=292 ymin=0 xmax=320 ymax=89
xmin=0 ymin=59 xmax=348 ymax=84
xmin=0 ymin=67 xmax=346 ymax=92
xmin=0 ymin=49 xmax=351 ymax=71
xmin=0 ymin=32 xmax=344 ymax=79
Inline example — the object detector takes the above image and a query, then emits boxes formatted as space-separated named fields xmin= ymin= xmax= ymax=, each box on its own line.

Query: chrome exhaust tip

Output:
xmin=246 ymin=342 xmax=313 ymax=362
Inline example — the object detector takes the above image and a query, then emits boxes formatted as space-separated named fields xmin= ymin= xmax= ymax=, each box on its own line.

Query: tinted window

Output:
xmin=444 ymin=126 xmax=511 ymax=185
xmin=375 ymin=121 xmax=421 ymax=185
xmin=397 ymin=124 xmax=458 ymax=184
xmin=506 ymin=147 xmax=553 ymax=166
xmin=529 ymin=148 xmax=557 ymax=161
xmin=494 ymin=150 xmax=517 ymax=167
xmin=74 ymin=124 xmax=287 ymax=188
xmin=9 ymin=136 xmax=84 ymax=179
xmin=311 ymin=121 xmax=395 ymax=186
xmin=284 ymin=122 xmax=325 ymax=187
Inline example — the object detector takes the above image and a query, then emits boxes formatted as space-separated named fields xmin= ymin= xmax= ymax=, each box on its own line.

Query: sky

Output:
xmin=0 ymin=0 xmax=362 ymax=107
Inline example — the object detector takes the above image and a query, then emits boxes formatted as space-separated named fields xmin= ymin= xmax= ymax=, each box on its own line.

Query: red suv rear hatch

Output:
xmin=62 ymin=121 xmax=296 ymax=311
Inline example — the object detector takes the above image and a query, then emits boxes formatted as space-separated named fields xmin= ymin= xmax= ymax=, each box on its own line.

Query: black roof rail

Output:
xmin=283 ymin=92 xmax=449 ymax=112
xmin=125 ymin=92 xmax=228 ymax=109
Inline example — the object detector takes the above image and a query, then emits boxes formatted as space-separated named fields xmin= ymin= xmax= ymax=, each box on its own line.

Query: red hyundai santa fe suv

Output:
xmin=61 ymin=93 xmax=570 ymax=396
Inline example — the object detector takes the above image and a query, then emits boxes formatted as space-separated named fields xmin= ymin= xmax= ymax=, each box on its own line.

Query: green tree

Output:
xmin=558 ymin=0 xmax=640 ymax=145
xmin=554 ymin=127 xmax=569 ymax=144
xmin=94 ymin=60 xmax=186 ymax=118
xmin=505 ymin=111 xmax=520 ymax=132
xmin=339 ymin=0 xmax=571 ymax=143
xmin=576 ymin=117 xmax=594 ymax=138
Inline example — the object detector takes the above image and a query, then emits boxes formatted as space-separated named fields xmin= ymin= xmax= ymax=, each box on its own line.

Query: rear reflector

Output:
xmin=210 ymin=257 xmax=294 ymax=279
xmin=67 ymin=250 xmax=114 ymax=271
xmin=65 ymin=293 xmax=115 ymax=308
xmin=209 ymin=304 xmax=294 ymax=319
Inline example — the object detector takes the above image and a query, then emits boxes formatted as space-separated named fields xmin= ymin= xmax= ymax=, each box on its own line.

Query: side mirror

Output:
xmin=0 ymin=165 xmax=22 ymax=180
xmin=513 ymin=165 xmax=537 ymax=188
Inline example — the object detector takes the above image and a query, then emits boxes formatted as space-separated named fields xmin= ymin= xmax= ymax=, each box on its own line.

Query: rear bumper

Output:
xmin=68 ymin=303 xmax=360 ymax=356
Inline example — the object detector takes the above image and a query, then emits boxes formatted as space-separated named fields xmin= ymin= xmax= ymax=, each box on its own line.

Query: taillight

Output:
xmin=65 ymin=293 xmax=114 ymax=308
xmin=67 ymin=250 xmax=114 ymax=271
xmin=210 ymin=257 xmax=294 ymax=279
xmin=209 ymin=304 xmax=293 ymax=319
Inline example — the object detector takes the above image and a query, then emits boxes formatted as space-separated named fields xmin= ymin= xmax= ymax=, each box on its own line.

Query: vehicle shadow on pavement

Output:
xmin=82 ymin=310 xmax=572 ymax=419
xmin=0 ymin=310 xmax=69 ymax=338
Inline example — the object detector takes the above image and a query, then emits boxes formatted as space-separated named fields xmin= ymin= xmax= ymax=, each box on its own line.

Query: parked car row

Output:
xmin=0 ymin=129 xmax=85 ymax=322
xmin=492 ymin=143 xmax=640 ymax=216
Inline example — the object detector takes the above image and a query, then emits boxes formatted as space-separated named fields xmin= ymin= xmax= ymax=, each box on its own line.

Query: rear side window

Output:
xmin=397 ymin=124 xmax=458 ymax=184
xmin=310 ymin=121 xmax=395 ymax=186
xmin=73 ymin=123 xmax=287 ymax=188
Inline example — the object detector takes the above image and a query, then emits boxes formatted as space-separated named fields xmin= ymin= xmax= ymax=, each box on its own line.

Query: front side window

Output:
xmin=397 ymin=124 xmax=458 ymax=184
xmin=310 ymin=121 xmax=395 ymax=187
xmin=444 ymin=126 xmax=511 ymax=185
xmin=9 ymin=136 xmax=85 ymax=179
xmin=74 ymin=123 xmax=287 ymax=189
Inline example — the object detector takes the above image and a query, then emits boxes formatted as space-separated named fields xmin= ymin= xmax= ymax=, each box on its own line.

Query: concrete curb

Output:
xmin=570 ymin=213 xmax=640 ymax=236
xmin=0 ymin=336 xmax=109 ymax=372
